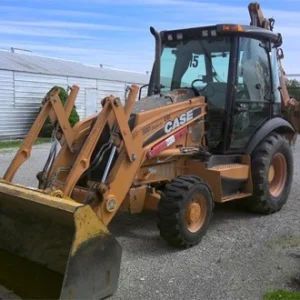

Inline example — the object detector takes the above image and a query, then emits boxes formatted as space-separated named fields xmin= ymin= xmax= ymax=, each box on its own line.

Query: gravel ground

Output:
xmin=1 ymin=142 xmax=300 ymax=300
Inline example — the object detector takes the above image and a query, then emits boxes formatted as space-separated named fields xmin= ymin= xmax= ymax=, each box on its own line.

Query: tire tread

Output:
xmin=243 ymin=132 xmax=293 ymax=214
xmin=158 ymin=175 xmax=214 ymax=248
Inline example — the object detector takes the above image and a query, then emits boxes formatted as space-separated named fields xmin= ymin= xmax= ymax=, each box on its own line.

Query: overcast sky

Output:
xmin=0 ymin=0 xmax=299 ymax=75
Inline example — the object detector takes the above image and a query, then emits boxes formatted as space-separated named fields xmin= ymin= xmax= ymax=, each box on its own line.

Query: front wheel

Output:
xmin=244 ymin=132 xmax=294 ymax=214
xmin=157 ymin=175 xmax=214 ymax=248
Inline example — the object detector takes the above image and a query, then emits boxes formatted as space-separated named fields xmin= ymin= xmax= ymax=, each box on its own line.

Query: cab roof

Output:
xmin=160 ymin=24 xmax=282 ymax=47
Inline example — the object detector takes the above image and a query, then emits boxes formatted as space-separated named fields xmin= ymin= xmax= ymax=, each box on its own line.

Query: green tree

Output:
xmin=39 ymin=86 xmax=80 ymax=137
xmin=286 ymin=78 xmax=300 ymax=101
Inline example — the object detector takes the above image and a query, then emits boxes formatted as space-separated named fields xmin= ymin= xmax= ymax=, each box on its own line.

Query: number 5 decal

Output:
xmin=189 ymin=55 xmax=199 ymax=68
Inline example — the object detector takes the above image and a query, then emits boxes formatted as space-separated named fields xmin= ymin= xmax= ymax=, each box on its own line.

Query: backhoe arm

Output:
xmin=248 ymin=2 xmax=300 ymax=133
xmin=248 ymin=2 xmax=274 ymax=30
xmin=277 ymin=49 xmax=293 ymax=108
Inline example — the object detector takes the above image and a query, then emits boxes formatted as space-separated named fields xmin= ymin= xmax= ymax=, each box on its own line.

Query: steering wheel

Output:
xmin=191 ymin=79 xmax=206 ymax=96
xmin=191 ymin=79 xmax=208 ymax=96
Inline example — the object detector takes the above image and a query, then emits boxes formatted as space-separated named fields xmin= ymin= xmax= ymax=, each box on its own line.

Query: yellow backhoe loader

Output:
xmin=1 ymin=2 xmax=299 ymax=299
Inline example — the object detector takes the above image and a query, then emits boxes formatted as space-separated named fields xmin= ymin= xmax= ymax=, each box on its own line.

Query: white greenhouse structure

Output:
xmin=0 ymin=50 xmax=150 ymax=140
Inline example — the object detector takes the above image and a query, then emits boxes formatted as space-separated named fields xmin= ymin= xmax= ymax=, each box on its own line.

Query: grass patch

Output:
xmin=264 ymin=290 xmax=300 ymax=299
xmin=0 ymin=138 xmax=51 ymax=149
xmin=0 ymin=149 xmax=14 ymax=154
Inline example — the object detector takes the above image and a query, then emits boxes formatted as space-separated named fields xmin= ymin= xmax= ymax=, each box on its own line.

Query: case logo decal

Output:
xmin=164 ymin=109 xmax=193 ymax=133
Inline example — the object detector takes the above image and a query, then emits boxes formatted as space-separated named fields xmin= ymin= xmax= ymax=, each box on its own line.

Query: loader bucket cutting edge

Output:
xmin=0 ymin=180 xmax=122 ymax=300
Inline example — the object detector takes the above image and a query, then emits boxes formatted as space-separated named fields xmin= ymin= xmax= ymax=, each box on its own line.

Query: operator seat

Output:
xmin=204 ymin=82 xmax=227 ymax=109
xmin=204 ymin=82 xmax=227 ymax=150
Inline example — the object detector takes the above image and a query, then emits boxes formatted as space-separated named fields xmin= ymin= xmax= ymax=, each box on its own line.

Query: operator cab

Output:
xmin=148 ymin=24 xmax=283 ymax=154
xmin=159 ymin=29 xmax=229 ymax=110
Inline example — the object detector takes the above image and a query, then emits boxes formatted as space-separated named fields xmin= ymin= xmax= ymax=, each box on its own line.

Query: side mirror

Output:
xmin=277 ymin=48 xmax=284 ymax=59
xmin=139 ymin=83 xmax=166 ymax=100
xmin=138 ymin=84 xmax=149 ymax=100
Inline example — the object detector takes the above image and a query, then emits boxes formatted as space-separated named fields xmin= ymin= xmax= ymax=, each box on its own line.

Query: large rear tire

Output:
xmin=157 ymin=175 xmax=214 ymax=248
xmin=244 ymin=132 xmax=293 ymax=214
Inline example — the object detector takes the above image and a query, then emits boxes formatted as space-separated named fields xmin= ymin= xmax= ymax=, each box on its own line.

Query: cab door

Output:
xmin=229 ymin=37 xmax=273 ymax=150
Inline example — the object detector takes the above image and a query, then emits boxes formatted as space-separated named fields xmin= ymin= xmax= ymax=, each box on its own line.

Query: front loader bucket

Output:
xmin=0 ymin=180 xmax=122 ymax=300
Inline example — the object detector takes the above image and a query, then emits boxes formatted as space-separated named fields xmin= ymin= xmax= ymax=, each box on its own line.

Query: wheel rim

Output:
xmin=185 ymin=193 xmax=207 ymax=233
xmin=268 ymin=152 xmax=287 ymax=197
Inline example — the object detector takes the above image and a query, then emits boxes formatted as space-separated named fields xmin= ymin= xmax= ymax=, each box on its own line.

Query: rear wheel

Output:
xmin=157 ymin=175 xmax=214 ymax=248
xmin=244 ymin=132 xmax=293 ymax=214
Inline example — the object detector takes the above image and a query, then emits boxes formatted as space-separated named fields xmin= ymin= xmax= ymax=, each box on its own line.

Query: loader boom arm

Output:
xmin=44 ymin=85 xmax=139 ymax=198
xmin=3 ymin=86 xmax=79 ymax=182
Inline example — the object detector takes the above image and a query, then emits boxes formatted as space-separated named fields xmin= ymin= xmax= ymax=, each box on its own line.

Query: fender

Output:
xmin=244 ymin=117 xmax=295 ymax=154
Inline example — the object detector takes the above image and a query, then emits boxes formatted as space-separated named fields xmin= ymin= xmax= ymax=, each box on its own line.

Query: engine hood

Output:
xmin=132 ymin=88 xmax=197 ymax=114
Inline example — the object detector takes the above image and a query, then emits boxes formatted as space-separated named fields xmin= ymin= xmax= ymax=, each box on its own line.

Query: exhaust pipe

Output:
xmin=149 ymin=26 xmax=162 ymax=95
